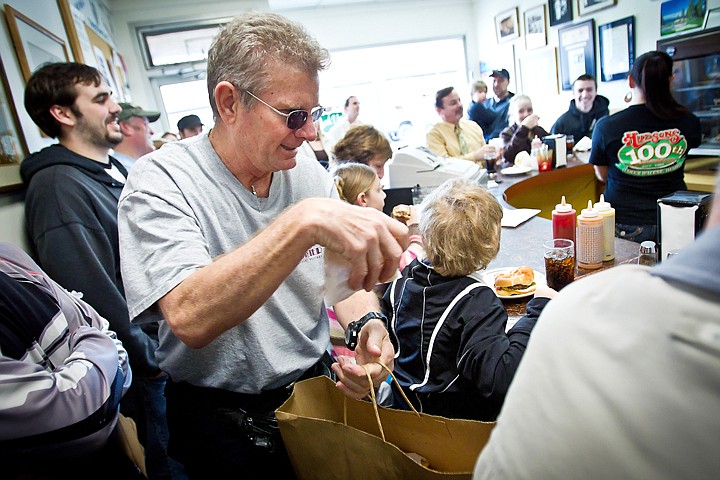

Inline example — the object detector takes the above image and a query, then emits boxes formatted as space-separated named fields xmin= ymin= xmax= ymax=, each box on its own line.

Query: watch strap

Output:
xmin=344 ymin=311 xmax=387 ymax=351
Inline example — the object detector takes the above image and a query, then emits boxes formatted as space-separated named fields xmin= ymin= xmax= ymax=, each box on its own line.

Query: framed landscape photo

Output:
xmin=599 ymin=16 xmax=634 ymax=82
xmin=549 ymin=0 xmax=573 ymax=26
xmin=577 ymin=0 xmax=616 ymax=16
xmin=524 ymin=5 xmax=548 ymax=50
xmin=660 ymin=0 xmax=707 ymax=37
xmin=4 ymin=5 xmax=70 ymax=82
xmin=495 ymin=8 xmax=520 ymax=43
xmin=557 ymin=19 xmax=595 ymax=91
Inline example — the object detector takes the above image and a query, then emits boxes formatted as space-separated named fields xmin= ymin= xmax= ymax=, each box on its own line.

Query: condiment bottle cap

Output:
xmin=580 ymin=200 xmax=598 ymax=217
xmin=594 ymin=194 xmax=612 ymax=211
xmin=555 ymin=195 xmax=573 ymax=212
xmin=640 ymin=241 xmax=656 ymax=253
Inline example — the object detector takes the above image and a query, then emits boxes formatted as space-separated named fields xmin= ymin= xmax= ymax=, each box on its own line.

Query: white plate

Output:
xmin=482 ymin=267 xmax=545 ymax=299
xmin=501 ymin=165 xmax=532 ymax=176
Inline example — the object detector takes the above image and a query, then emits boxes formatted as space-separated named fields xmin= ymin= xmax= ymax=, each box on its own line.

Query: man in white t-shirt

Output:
xmin=326 ymin=95 xmax=363 ymax=152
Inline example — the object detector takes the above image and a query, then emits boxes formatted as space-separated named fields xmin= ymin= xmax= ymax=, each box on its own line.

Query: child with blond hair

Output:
xmin=381 ymin=178 xmax=555 ymax=421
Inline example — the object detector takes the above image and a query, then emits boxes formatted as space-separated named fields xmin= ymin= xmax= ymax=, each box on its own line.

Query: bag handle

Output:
xmin=342 ymin=361 xmax=420 ymax=443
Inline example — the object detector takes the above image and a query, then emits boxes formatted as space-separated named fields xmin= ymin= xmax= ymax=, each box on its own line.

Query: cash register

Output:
xmin=384 ymin=146 xmax=488 ymax=189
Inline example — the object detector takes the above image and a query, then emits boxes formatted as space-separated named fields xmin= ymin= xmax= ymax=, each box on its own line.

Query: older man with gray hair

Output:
xmin=118 ymin=12 xmax=405 ymax=477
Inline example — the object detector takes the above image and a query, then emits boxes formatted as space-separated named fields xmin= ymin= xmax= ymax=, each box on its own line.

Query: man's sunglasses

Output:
xmin=245 ymin=90 xmax=324 ymax=131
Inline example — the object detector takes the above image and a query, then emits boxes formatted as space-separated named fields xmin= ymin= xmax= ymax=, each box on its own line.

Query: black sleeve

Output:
xmin=27 ymin=174 xmax=160 ymax=377
xmin=457 ymin=292 xmax=550 ymax=402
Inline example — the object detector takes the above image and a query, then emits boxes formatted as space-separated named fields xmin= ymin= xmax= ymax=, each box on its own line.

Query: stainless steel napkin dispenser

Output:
xmin=542 ymin=134 xmax=567 ymax=168
xmin=657 ymin=190 xmax=713 ymax=261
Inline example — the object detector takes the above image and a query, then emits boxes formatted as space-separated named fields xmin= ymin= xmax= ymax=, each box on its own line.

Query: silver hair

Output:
xmin=206 ymin=12 xmax=331 ymax=117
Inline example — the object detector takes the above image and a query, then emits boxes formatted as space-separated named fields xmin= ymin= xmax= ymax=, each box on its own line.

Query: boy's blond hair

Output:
xmin=420 ymin=178 xmax=503 ymax=277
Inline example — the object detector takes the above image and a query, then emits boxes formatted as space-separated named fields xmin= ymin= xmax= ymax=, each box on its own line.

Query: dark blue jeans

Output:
xmin=164 ymin=354 xmax=334 ymax=479
xmin=122 ymin=375 xmax=187 ymax=480
xmin=615 ymin=223 xmax=657 ymax=244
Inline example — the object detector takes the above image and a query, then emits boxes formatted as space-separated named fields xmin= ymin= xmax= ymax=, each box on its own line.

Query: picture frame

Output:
xmin=660 ymin=0 xmax=707 ymax=37
xmin=549 ymin=0 xmax=573 ymax=26
xmin=519 ymin=47 xmax=559 ymax=99
xmin=704 ymin=7 xmax=720 ymax=29
xmin=599 ymin=16 xmax=634 ymax=82
xmin=0 ymin=56 xmax=29 ymax=192
xmin=4 ymin=4 xmax=70 ymax=82
xmin=576 ymin=0 xmax=616 ymax=16
xmin=495 ymin=8 xmax=520 ymax=43
xmin=557 ymin=19 xmax=595 ymax=91
xmin=524 ymin=5 xmax=548 ymax=50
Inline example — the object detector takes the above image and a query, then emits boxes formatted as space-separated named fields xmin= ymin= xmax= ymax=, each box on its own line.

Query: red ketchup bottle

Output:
xmin=552 ymin=196 xmax=576 ymax=249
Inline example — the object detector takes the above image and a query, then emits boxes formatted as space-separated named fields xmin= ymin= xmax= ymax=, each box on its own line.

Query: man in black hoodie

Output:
xmin=551 ymin=74 xmax=609 ymax=142
xmin=20 ymin=62 xmax=183 ymax=479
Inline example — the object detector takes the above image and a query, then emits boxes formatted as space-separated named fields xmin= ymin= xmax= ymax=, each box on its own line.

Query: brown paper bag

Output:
xmin=116 ymin=413 xmax=147 ymax=478
xmin=276 ymin=375 xmax=495 ymax=480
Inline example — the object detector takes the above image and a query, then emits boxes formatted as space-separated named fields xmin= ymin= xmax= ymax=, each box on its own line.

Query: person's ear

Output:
xmin=355 ymin=192 xmax=368 ymax=207
xmin=214 ymin=81 xmax=241 ymax=125
xmin=49 ymin=105 xmax=75 ymax=128
xmin=119 ymin=122 xmax=133 ymax=136
xmin=628 ymin=75 xmax=636 ymax=89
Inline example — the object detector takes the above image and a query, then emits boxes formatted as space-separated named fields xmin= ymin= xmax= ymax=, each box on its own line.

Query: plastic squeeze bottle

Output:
xmin=593 ymin=194 xmax=615 ymax=261
xmin=552 ymin=196 xmax=576 ymax=249
xmin=577 ymin=200 xmax=603 ymax=270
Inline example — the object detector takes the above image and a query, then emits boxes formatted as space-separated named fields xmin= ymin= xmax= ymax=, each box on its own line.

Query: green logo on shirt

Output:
xmin=616 ymin=129 xmax=687 ymax=176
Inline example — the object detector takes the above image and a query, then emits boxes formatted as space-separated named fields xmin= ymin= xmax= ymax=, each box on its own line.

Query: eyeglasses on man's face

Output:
xmin=244 ymin=90 xmax=324 ymax=131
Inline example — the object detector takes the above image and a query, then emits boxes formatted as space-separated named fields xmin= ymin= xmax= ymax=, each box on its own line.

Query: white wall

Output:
xmin=109 ymin=0 xmax=480 ymax=125
xmin=473 ymin=0 xmax=720 ymax=130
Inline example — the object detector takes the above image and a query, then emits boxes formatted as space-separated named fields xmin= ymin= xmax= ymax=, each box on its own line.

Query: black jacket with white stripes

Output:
xmin=381 ymin=259 xmax=550 ymax=421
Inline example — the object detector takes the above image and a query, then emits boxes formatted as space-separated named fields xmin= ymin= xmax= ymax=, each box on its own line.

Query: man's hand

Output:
xmin=301 ymin=199 xmax=408 ymax=291
xmin=471 ymin=144 xmax=501 ymax=163
xmin=331 ymin=319 xmax=395 ymax=399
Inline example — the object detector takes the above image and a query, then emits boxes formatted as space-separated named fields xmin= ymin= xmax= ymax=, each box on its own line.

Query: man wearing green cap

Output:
xmin=113 ymin=102 xmax=161 ymax=171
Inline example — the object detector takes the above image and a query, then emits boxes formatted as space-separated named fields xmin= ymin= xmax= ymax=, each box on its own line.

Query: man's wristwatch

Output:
xmin=344 ymin=312 xmax=387 ymax=351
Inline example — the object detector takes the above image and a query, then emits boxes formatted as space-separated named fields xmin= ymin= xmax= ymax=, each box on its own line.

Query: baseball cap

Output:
xmin=177 ymin=114 xmax=203 ymax=131
xmin=117 ymin=103 xmax=160 ymax=122
xmin=490 ymin=69 xmax=510 ymax=81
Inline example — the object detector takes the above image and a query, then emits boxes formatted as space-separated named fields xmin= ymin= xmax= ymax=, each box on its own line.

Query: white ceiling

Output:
xmin=267 ymin=0 xmax=384 ymax=10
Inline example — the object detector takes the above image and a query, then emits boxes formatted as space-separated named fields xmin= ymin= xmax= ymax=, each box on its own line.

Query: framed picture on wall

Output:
xmin=519 ymin=47 xmax=559 ymax=98
xmin=549 ymin=0 xmax=573 ymax=26
xmin=524 ymin=5 xmax=548 ymax=50
xmin=557 ymin=19 xmax=595 ymax=91
xmin=0 ymin=56 xmax=28 ymax=191
xmin=660 ymin=0 xmax=707 ymax=36
xmin=576 ymin=0 xmax=616 ymax=16
xmin=599 ymin=16 xmax=634 ymax=82
xmin=4 ymin=5 xmax=70 ymax=82
xmin=495 ymin=8 xmax=520 ymax=43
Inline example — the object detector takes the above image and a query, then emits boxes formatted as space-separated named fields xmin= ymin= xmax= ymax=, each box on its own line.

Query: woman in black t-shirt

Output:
xmin=589 ymin=50 xmax=702 ymax=243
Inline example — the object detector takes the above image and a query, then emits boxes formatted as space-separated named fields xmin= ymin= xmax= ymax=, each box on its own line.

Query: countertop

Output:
xmin=484 ymin=157 xmax=640 ymax=317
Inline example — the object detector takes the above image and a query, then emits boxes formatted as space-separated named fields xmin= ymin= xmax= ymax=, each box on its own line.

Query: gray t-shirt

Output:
xmin=118 ymin=134 xmax=337 ymax=393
